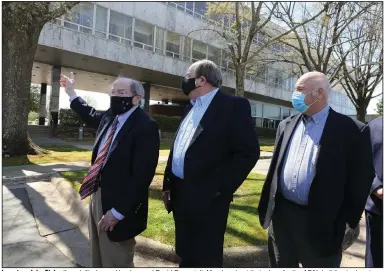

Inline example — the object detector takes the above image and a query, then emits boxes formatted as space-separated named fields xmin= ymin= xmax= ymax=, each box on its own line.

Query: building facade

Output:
xmin=33 ymin=2 xmax=356 ymax=128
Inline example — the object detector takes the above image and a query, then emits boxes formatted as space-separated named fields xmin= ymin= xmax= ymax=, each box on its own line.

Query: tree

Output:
xmin=335 ymin=2 xmax=383 ymax=122
xmin=191 ymin=2 xmax=326 ymax=97
xmin=29 ymin=84 xmax=41 ymax=113
xmin=3 ymin=2 xmax=78 ymax=156
xmin=268 ymin=2 xmax=377 ymax=83
xmin=376 ymin=99 xmax=383 ymax=116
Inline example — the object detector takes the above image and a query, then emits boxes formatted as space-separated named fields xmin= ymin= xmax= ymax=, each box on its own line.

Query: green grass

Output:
xmin=60 ymin=162 xmax=267 ymax=247
xmin=3 ymin=145 xmax=92 ymax=167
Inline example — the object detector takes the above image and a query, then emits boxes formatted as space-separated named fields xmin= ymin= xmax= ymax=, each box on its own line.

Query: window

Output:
xmin=64 ymin=2 xmax=94 ymax=34
xmin=109 ymin=11 xmax=132 ymax=45
xmin=177 ymin=2 xmax=186 ymax=11
xmin=194 ymin=2 xmax=207 ymax=15
xmin=186 ymin=2 xmax=194 ymax=15
xmin=184 ymin=37 xmax=192 ymax=61
xmin=282 ymin=108 xmax=290 ymax=119
xmin=95 ymin=5 xmax=107 ymax=38
xmin=134 ymin=19 xmax=154 ymax=51
xmin=155 ymin=28 xmax=165 ymax=54
xmin=263 ymin=104 xmax=281 ymax=120
xmin=166 ymin=31 xmax=181 ymax=58
xmin=192 ymin=40 xmax=207 ymax=61
xmin=207 ymin=45 xmax=220 ymax=64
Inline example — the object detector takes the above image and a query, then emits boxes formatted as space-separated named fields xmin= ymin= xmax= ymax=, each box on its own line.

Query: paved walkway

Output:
xmin=3 ymin=182 xmax=177 ymax=267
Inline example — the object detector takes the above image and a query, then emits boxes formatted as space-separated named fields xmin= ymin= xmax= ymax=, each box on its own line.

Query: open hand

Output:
xmin=60 ymin=72 xmax=76 ymax=97
xmin=98 ymin=210 xmax=119 ymax=232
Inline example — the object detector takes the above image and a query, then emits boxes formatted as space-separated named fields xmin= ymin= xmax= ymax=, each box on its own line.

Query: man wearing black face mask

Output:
xmin=162 ymin=60 xmax=260 ymax=267
xmin=60 ymin=73 xmax=159 ymax=267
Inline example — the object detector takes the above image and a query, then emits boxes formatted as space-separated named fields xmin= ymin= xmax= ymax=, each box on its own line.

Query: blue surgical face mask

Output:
xmin=292 ymin=89 xmax=318 ymax=113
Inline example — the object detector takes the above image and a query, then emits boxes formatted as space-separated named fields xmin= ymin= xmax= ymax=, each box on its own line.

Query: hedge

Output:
xmin=59 ymin=108 xmax=104 ymax=127
xmin=151 ymin=114 xmax=180 ymax=132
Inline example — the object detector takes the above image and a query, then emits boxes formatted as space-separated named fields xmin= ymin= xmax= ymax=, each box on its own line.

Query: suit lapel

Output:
xmin=105 ymin=107 xmax=140 ymax=163
xmin=276 ymin=114 xmax=302 ymax=174
xmin=187 ymin=90 xmax=221 ymax=149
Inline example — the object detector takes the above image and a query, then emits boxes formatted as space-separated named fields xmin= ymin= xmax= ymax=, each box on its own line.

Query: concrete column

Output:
xmin=49 ymin=66 xmax=61 ymax=129
xmin=38 ymin=83 xmax=47 ymax=125
xmin=143 ymin=82 xmax=151 ymax=113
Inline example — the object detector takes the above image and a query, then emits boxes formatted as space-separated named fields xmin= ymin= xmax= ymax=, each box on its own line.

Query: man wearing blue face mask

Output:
xmin=257 ymin=71 xmax=374 ymax=267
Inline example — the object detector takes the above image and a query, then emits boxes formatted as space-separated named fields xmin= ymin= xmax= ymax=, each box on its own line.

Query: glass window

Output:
xmin=64 ymin=2 xmax=94 ymax=34
xmin=263 ymin=104 xmax=281 ymax=120
xmin=166 ymin=31 xmax=181 ymax=58
xmin=282 ymin=108 xmax=290 ymax=119
xmin=207 ymin=45 xmax=220 ymax=64
xmin=192 ymin=40 xmax=207 ymax=61
xmin=184 ymin=37 xmax=192 ymax=61
xmin=177 ymin=2 xmax=186 ymax=11
xmin=194 ymin=2 xmax=207 ymax=15
xmin=250 ymin=102 xmax=257 ymax=117
xmin=186 ymin=2 xmax=194 ymax=14
xmin=95 ymin=5 xmax=107 ymax=38
xmin=109 ymin=10 xmax=132 ymax=44
xmin=134 ymin=19 xmax=154 ymax=51
xmin=155 ymin=28 xmax=165 ymax=54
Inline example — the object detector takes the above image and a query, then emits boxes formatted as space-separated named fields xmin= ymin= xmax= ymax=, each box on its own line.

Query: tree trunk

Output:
xmin=356 ymin=98 xmax=369 ymax=123
xmin=235 ymin=65 xmax=245 ymax=97
xmin=2 ymin=8 xmax=44 ymax=156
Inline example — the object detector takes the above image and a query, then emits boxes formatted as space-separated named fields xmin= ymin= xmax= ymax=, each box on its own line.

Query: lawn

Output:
xmin=60 ymin=162 xmax=268 ymax=248
xmin=3 ymin=145 xmax=92 ymax=167
xmin=3 ymin=137 xmax=274 ymax=167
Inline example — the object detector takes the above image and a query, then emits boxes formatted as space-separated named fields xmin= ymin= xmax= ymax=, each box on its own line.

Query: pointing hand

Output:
xmin=60 ymin=72 xmax=76 ymax=97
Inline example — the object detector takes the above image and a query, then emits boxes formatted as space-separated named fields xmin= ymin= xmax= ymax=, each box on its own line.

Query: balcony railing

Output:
xmin=47 ymin=19 xmax=283 ymax=92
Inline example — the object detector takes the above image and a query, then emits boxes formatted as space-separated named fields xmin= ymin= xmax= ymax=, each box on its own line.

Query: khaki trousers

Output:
xmin=89 ymin=188 xmax=136 ymax=267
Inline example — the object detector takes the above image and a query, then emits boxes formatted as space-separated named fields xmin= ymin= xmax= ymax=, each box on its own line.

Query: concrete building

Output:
xmin=31 ymin=1 xmax=356 ymax=128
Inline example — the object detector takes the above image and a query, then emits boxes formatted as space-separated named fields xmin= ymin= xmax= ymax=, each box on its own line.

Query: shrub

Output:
xmin=59 ymin=108 xmax=104 ymax=127
xmin=151 ymin=114 xmax=180 ymax=132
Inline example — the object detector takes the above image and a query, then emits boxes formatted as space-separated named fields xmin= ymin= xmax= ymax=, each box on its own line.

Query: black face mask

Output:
xmin=181 ymin=78 xmax=199 ymax=96
xmin=110 ymin=96 xmax=135 ymax=116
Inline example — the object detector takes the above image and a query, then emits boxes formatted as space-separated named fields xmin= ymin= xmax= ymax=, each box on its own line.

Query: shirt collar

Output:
xmin=116 ymin=105 xmax=138 ymax=124
xmin=303 ymin=105 xmax=330 ymax=124
xmin=190 ymin=88 xmax=219 ymax=107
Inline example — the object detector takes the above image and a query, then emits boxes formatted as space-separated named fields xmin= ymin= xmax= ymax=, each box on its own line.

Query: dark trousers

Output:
xmin=365 ymin=210 xmax=383 ymax=268
xmin=171 ymin=178 xmax=231 ymax=267
xmin=269 ymin=196 xmax=342 ymax=268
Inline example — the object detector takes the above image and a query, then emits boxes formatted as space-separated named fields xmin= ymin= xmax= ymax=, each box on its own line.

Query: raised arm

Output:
xmin=61 ymin=73 xmax=105 ymax=128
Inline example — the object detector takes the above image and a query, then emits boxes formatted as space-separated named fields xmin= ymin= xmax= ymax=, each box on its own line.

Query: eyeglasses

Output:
xmin=108 ymin=88 xmax=131 ymax=97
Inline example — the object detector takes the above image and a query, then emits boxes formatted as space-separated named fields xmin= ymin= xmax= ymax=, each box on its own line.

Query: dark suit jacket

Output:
xmin=70 ymin=97 xmax=160 ymax=242
xmin=162 ymin=90 xmax=260 ymax=212
xmin=258 ymin=108 xmax=374 ymax=256
xmin=365 ymin=116 xmax=383 ymax=214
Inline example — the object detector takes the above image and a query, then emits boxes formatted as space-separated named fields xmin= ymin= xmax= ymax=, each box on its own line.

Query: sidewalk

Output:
xmin=2 ymin=182 xmax=177 ymax=267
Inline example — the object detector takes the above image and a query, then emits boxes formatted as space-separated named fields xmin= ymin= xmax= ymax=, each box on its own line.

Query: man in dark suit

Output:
xmin=162 ymin=60 xmax=260 ymax=267
xmin=258 ymin=71 xmax=374 ymax=267
xmin=60 ymin=73 xmax=159 ymax=267
xmin=365 ymin=116 xmax=383 ymax=268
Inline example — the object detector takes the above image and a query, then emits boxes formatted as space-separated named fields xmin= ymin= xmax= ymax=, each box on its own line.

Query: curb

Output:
xmin=12 ymin=173 xmax=270 ymax=267
xmin=2 ymin=172 xmax=56 ymax=185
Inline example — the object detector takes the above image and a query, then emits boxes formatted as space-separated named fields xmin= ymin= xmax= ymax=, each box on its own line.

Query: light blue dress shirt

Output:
xmin=280 ymin=105 xmax=330 ymax=205
xmin=70 ymin=95 xmax=138 ymax=220
xmin=172 ymin=88 xmax=219 ymax=179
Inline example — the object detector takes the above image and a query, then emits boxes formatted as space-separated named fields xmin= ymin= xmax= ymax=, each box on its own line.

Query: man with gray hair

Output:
xmin=60 ymin=73 xmax=159 ymax=267
xmin=162 ymin=60 xmax=260 ymax=267
xmin=258 ymin=71 xmax=374 ymax=267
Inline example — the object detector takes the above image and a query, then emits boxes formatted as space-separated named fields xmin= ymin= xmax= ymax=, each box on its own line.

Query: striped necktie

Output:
xmin=79 ymin=116 xmax=119 ymax=200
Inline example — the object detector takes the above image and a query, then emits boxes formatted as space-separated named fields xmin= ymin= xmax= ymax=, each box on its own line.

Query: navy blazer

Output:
xmin=365 ymin=116 xmax=383 ymax=214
